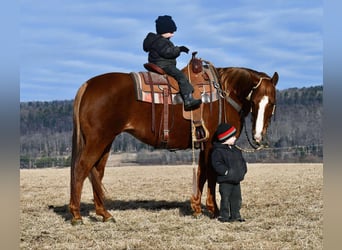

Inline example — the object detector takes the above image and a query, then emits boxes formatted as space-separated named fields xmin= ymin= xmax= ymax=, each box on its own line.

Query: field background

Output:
xmin=20 ymin=163 xmax=323 ymax=249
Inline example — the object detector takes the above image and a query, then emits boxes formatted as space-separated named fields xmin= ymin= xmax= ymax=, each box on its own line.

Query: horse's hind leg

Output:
xmin=69 ymin=153 xmax=96 ymax=225
xmin=91 ymin=145 xmax=115 ymax=222
xmin=69 ymin=144 xmax=108 ymax=225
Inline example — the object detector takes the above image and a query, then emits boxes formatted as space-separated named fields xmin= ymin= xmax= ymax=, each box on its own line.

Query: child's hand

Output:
xmin=179 ymin=46 xmax=189 ymax=54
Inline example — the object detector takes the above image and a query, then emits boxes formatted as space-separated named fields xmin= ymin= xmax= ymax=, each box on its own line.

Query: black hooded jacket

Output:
xmin=211 ymin=142 xmax=247 ymax=184
xmin=143 ymin=32 xmax=182 ymax=68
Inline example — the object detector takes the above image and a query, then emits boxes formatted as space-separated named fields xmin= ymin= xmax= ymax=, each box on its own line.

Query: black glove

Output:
xmin=179 ymin=46 xmax=189 ymax=54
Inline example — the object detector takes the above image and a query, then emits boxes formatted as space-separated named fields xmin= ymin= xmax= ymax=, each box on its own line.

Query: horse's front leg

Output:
xmin=190 ymin=150 xmax=207 ymax=217
xmin=205 ymin=166 xmax=219 ymax=218
xmin=190 ymin=146 xmax=219 ymax=218
xmin=190 ymin=168 xmax=206 ymax=217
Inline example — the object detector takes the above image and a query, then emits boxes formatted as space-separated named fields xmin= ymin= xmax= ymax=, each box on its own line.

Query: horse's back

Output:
xmin=85 ymin=72 xmax=132 ymax=96
xmin=75 ymin=72 xmax=139 ymax=132
xmin=79 ymin=72 xmax=133 ymax=108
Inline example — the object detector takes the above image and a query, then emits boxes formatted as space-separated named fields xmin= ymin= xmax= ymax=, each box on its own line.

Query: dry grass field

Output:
xmin=20 ymin=163 xmax=323 ymax=249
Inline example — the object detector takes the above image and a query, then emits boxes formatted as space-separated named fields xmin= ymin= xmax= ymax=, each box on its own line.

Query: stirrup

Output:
xmin=192 ymin=120 xmax=209 ymax=143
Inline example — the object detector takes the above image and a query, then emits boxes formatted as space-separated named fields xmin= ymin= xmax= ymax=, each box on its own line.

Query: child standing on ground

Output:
xmin=143 ymin=15 xmax=202 ymax=111
xmin=211 ymin=123 xmax=247 ymax=222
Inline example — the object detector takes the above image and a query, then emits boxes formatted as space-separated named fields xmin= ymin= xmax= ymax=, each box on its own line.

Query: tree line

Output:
xmin=20 ymin=86 xmax=323 ymax=168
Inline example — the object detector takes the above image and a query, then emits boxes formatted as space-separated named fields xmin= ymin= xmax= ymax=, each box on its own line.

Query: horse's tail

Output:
xmin=71 ymin=82 xmax=87 ymax=168
xmin=70 ymin=81 xmax=106 ymax=206
xmin=70 ymin=81 xmax=88 ymax=199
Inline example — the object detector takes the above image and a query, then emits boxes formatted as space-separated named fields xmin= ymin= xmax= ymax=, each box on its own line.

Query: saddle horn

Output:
xmin=192 ymin=51 xmax=198 ymax=58
xmin=191 ymin=51 xmax=202 ymax=74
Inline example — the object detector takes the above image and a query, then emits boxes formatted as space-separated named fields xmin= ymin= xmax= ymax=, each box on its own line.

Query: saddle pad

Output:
xmin=131 ymin=72 xmax=183 ymax=104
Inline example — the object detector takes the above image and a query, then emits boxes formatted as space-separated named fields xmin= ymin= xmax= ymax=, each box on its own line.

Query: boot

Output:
xmin=182 ymin=93 xmax=202 ymax=111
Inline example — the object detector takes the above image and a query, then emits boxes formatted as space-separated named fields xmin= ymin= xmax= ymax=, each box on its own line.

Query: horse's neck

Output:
xmin=227 ymin=80 xmax=256 ymax=104
xmin=225 ymin=68 xmax=259 ymax=99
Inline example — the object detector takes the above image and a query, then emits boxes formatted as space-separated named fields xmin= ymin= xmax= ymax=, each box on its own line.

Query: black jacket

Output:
xmin=143 ymin=32 xmax=182 ymax=68
xmin=211 ymin=142 xmax=247 ymax=184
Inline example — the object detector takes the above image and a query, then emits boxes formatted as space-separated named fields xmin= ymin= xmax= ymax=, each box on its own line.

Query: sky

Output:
xmin=20 ymin=0 xmax=323 ymax=102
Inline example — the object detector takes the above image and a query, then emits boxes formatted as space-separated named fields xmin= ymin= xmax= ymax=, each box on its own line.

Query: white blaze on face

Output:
xmin=254 ymin=96 xmax=269 ymax=143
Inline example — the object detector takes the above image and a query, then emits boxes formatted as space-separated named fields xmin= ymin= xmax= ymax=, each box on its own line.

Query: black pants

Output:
xmin=161 ymin=65 xmax=194 ymax=95
xmin=219 ymin=182 xmax=242 ymax=219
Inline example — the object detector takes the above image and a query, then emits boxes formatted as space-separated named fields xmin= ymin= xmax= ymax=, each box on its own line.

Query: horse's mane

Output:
xmin=238 ymin=68 xmax=275 ymax=98
xmin=217 ymin=67 xmax=270 ymax=79
xmin=239 ymin=67 xmax=270 ymax=78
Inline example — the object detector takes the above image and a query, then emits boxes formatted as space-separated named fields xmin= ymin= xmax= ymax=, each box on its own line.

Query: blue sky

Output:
xmin=20 ymin=0 xmax=323 ymax=102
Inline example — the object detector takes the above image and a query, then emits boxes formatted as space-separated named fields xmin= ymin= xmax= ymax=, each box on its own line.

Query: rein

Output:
xmin=235 ymin=116 xmax=266 ymax=153
xmin=235 ymin=144 xmax=264 ymax=153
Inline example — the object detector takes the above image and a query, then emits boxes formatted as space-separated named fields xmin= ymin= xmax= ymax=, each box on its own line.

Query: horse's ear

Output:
xmin=272 ymin=72 xmax=279 ymax=86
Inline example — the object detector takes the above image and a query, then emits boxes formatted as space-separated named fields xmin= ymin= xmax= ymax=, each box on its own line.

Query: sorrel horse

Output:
xmin=69 ymin=56 xmax=278 ymax=225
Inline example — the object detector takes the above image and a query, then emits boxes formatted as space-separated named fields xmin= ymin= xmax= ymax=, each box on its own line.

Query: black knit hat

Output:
xmin=216 ymin=123 xmax=237 ymax=142
xmin=155 ymin=15 xmax=177 ymax=34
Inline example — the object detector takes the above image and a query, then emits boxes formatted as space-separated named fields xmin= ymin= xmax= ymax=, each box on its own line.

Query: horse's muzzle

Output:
xmin=254 ymin=134 xmax=269 ymax=147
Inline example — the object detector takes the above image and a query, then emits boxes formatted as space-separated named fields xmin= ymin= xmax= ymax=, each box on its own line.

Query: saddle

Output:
xmin=130 ymin=52 xmax=219 ymax=148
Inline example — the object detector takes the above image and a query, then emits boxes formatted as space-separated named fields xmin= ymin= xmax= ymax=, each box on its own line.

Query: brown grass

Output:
xmin=20 ymin=163 xmax=323 ymax=249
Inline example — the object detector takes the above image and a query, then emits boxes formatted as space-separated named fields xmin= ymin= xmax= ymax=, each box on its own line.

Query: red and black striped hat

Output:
xmin=216 ymin=123 xmax=237 ymax=142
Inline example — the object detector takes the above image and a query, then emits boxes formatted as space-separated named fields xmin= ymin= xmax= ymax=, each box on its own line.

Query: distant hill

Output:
xmin=20 ymin=86 xmax=323 ymax=168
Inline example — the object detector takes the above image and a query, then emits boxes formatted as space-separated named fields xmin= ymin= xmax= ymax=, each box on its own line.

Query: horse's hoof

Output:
xmin=103 ymin=216 xmax=116 ymax=223
xmin=71 ymin=218 xmax=84 ymax=226
xmin=192 ymin=212 xmax=203 ymax=219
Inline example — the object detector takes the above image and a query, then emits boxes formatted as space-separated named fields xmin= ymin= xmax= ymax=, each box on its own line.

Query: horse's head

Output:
xmin=249 ymin=72 xmax=278 ymax=145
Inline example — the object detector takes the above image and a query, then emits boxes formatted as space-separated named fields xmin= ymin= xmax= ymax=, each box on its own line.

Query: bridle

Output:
xmin=246 ymin=77 xmax=268 ymax=100
xmin=214 ymin=76 xmax=276 ymax=152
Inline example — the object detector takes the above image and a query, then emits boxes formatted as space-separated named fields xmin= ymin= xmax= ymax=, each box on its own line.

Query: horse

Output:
xmin=69 ymin=56 xmax=278 ymax=225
